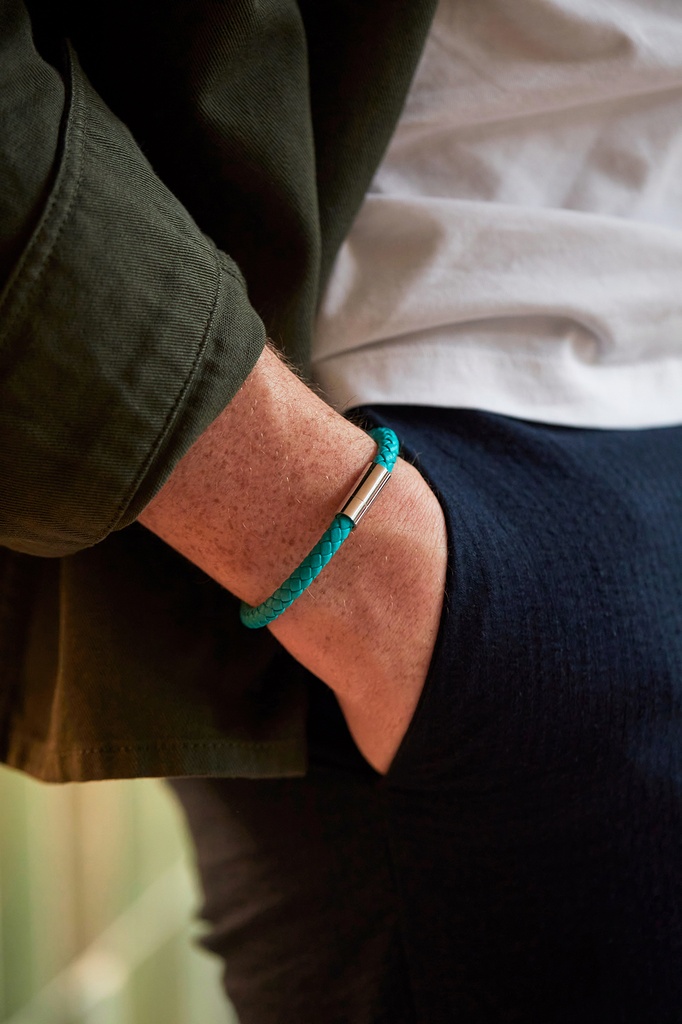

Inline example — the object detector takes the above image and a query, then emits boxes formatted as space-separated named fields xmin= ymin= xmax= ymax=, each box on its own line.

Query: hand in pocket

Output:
xmin=269 ymin=457 xmax=448 ymax=773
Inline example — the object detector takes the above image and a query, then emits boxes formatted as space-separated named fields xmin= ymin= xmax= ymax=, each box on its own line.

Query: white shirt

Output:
xmin=312 ymin=0 xmax=682 ymax=428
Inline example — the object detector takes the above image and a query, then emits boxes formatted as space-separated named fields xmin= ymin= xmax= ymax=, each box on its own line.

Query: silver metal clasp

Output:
xmin=338 ymin=463 xmax=391 ymax=527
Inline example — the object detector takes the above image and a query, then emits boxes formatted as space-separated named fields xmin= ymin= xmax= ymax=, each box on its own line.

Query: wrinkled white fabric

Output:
xmin=312 ymin=0 xmax=682 ymax=428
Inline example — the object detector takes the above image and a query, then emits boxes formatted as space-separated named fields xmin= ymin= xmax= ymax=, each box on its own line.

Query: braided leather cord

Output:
xmin=240 ymin=427 xmax=399 ymax=629
xmin=240 ymin=513 xmax=354 ymax=629
xmin=371 ymin=426 xmax=400 ymax=471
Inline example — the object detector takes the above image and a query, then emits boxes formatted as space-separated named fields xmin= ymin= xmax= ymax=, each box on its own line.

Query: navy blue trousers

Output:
xmin=170 ymin=406 xmax=682 ymax=1023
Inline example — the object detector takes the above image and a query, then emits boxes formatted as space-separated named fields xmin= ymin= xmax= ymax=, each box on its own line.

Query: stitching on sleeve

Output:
xmin=0 ymin=45 xmax=87 ymax=334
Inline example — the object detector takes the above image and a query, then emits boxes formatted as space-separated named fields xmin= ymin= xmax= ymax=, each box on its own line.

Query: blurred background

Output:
xmin=0 ymin=767 xmax=238 ymax=1024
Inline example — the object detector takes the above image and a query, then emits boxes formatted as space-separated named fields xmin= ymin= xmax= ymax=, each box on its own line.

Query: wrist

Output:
xmin=240 ymin=426 xmax=400 ymax=629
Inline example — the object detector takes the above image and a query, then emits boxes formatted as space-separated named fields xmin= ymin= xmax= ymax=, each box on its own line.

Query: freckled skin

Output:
xmin=139 ymin=345 xmax=447 ymax=773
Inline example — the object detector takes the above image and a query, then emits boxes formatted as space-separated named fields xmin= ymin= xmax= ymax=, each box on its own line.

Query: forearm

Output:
xmin=137 ymin=344 xmax=380 ymax=608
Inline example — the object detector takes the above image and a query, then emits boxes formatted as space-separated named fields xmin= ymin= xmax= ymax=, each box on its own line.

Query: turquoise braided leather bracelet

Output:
xmin=240 ymin=426 xmax=400 ymax=629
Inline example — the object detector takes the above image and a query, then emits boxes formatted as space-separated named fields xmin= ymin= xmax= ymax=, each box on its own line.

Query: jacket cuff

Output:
xmin=0 ymin=47 xmax=265 ymax=557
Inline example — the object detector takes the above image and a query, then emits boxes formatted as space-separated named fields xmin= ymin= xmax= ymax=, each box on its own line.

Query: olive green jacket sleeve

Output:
xmin=0 ymin=1 xmax=267 ymax=557
xmin=0 ymin=0 xmax=437 ymax=781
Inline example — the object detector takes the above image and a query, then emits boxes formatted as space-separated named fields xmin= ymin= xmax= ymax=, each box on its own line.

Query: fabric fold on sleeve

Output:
xmin=0 ymin=43 xmax=265 ymax=558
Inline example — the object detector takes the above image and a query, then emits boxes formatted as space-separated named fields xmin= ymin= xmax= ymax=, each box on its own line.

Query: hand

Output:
xmin=269 ymin=457 xmax=448 ymax=774
xmin=139 ymin=344 xmax=447 ymax=774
